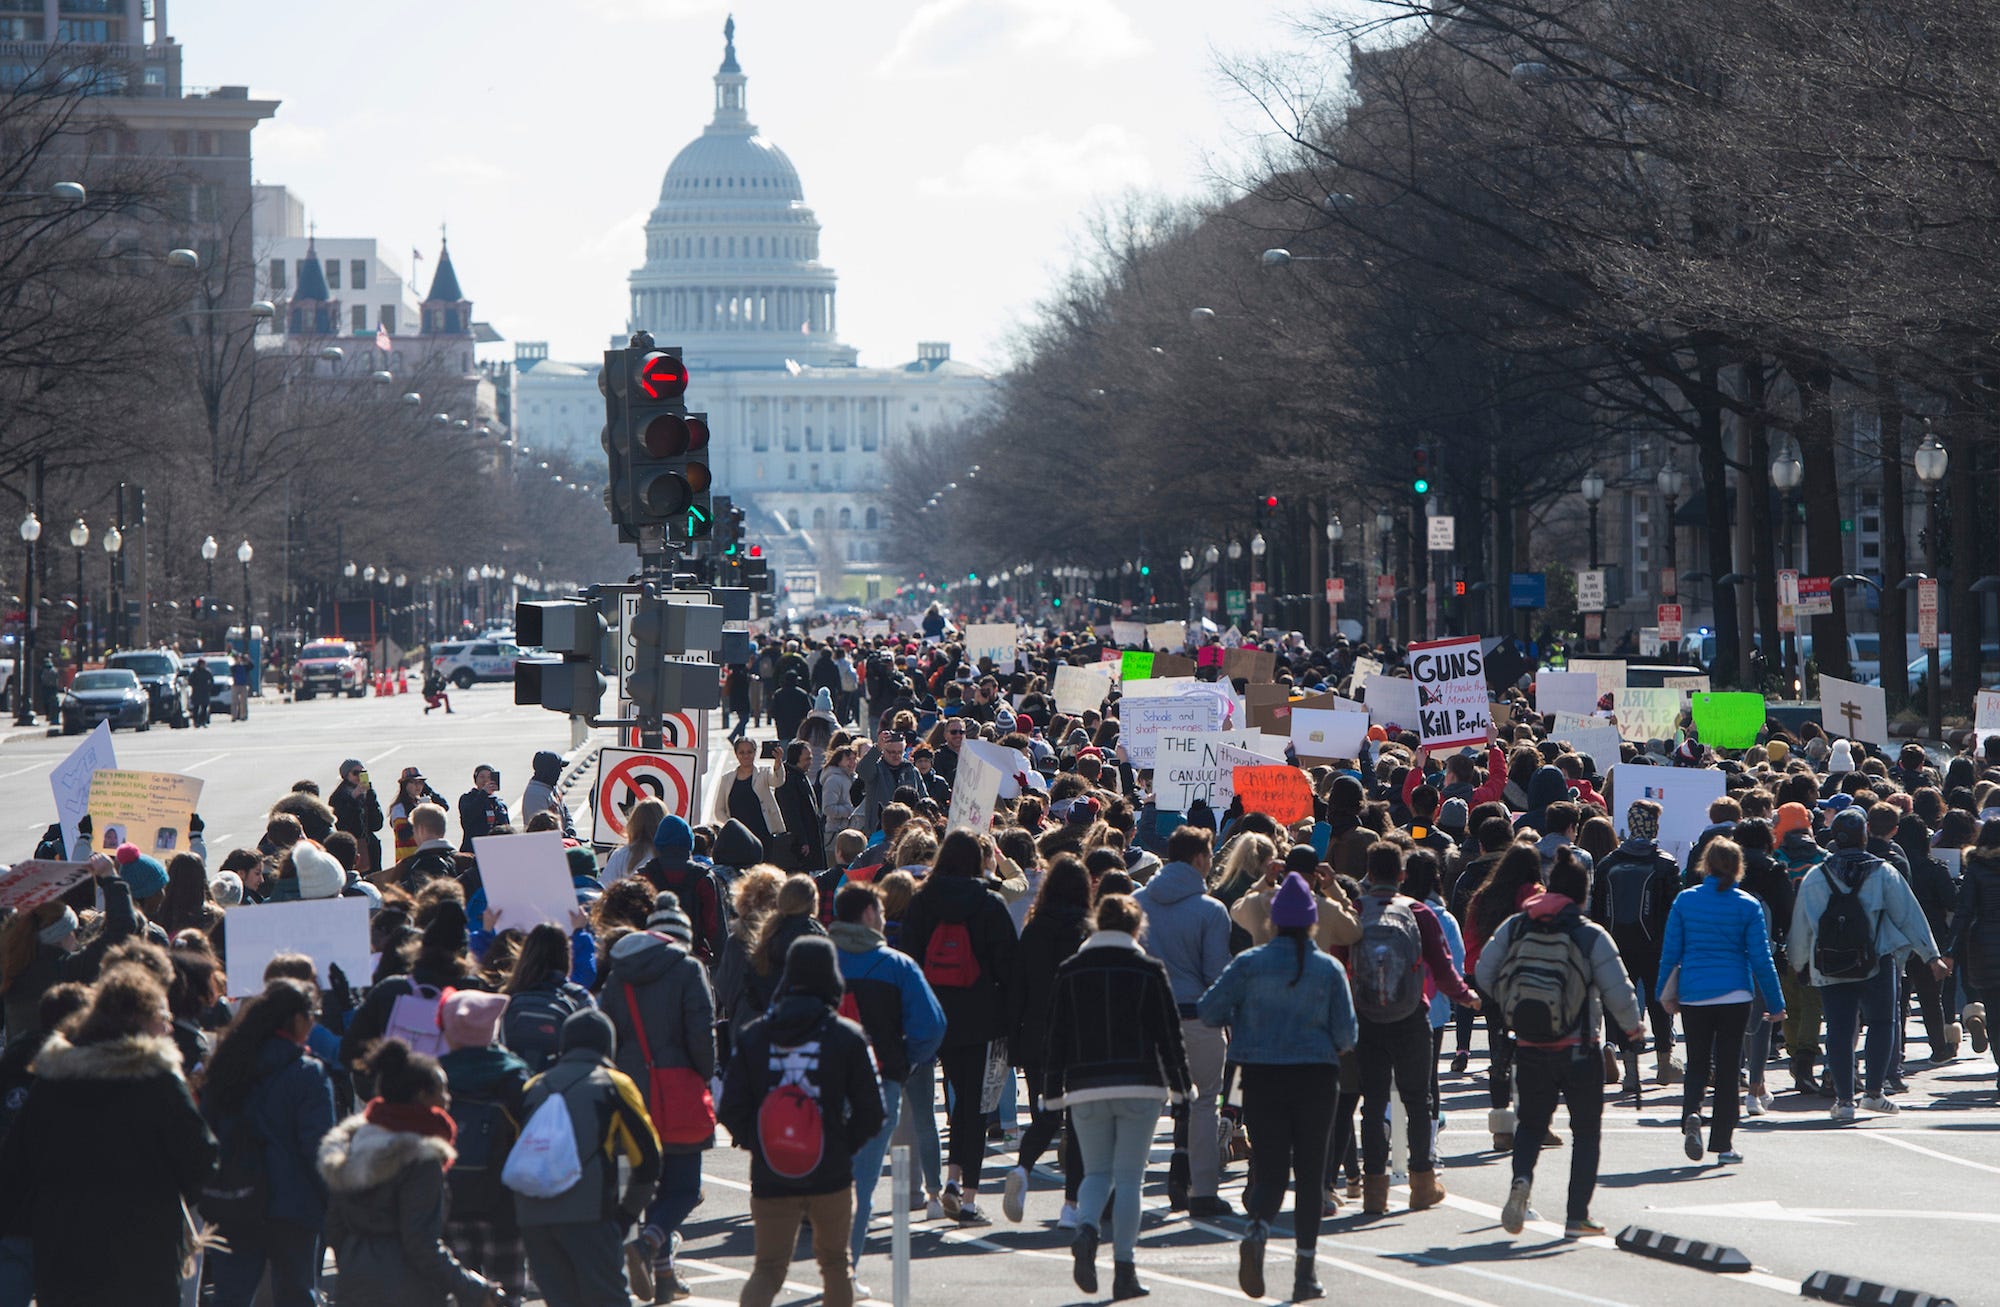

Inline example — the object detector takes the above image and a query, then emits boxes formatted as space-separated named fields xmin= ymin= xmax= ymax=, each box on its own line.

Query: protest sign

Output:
xmin=1154 ymin=732 xmax=1266 ymax=810
xmin=1120 ymin=650 xmax=1155 ymax=681
xmin=1662 ymin=675 xmax=1711 ymax=693
xmin=1536 ymin=670 xmax=1601 ymax=717
xmin=474 ymin=831 xmax=578 ymax=930
xmin=1151 ymin=653 xmax=1196 ymax=679
xmin=1118 ymin=675 xmax=1201 ymax=701
xmin=1689 ymin=692 xmax=1766 ymax=749
xmin=1818 ymin=674 xmax=1891 ymax=749
xmin=1937 ymin=848 xmax=1962 ymax=880
xmin=1222 ymin=648 xmax=1277 ymax=683
xmin=1976 ymin=689 xmax=2000 ymax=732
xmin=0 ymin=860 xmax=92 ymax=913
xmin=1246 ymin=683 xmax=1294 ymax=736
xmin=1232 ymin=766 xmax=1314 ymax=825
xmin=1110 ymin=620 xmax=1146 ymax=648
xmin=1122 ymin=694 xmax=1223 ymax=767
xmin=1617 ymin=687 xmax=1683 ymax=744
xmin=1364 ymin=675 xmax=1421 ymax=730
xmin=1547 ymin=713 xmax=1623 ymax=773
xmin=1349 ymin=656 xmax=1382 ymax=696
xmin=224 ymin=897 xmax=373 ymax=998
xmin=963 ymin=623 xmax=1017 ymax=669
xmin=49 ymin=721 xmax=114 ymax=861
xmin=88 ymin=769 xmax=203 ymax=858
xmin=1609 ymin=764 xmax=1726 ymax=864
xmin=1569 ymin=658 xmax=1628 ymax=703
xmin=1290 ymin=707 xmax=1371 ymax=764
xmin=1053 ymin=663 xmax=1114 ymax=715
xmin=1407 ymin=636 xmax=1490 ymax=749
xmin=1146 ymin=621 xmax=1186 ymax=653
xmin=963 ymin=739 xmax=1033 ymax=799
xmin=947 ymin=749 xmax=1002 ymax=832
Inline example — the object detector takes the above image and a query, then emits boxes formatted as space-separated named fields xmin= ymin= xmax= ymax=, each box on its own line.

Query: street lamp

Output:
xmin=1579 ymin=472 xmax=1606 ymax=569
xmin=102 ymin=525 xmax=122 ymax=651
xmin=67 ymin=518 xmax=87 ymax=661
xmin=237 ymin=540 xmax=253 ymax=637
xmin=200 ymin=535 xmax=218 ymax=646
xmin=15 ymin=511 xmax=38 ymax=725
xmin=1914 ymin=434 xmax=1949 ymax=741
xmin=1656 ymin=466 xmax=1687 ymax=591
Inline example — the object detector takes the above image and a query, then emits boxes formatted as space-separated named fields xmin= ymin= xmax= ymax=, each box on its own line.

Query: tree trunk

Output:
xmin=1741 ymin=357 xmax=1783 ymax=682
xmin=1873 ymin=357 xmax=1909 ymax=714
xmin=1945 ymin=399 xmax=1978 ymax=717
xmin=1792 ymin=354 xmax=1850 ymax=683
xmin=1692 ymin=337 xmax=1740 ymax=687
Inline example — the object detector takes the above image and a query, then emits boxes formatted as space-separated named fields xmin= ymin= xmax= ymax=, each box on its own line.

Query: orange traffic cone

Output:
xmin=397 ymin=666 xmax=409 ymax=694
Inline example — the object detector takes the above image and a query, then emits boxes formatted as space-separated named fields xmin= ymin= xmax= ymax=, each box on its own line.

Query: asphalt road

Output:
xmin=5 ymin=692 xmax=1992 ymax=1305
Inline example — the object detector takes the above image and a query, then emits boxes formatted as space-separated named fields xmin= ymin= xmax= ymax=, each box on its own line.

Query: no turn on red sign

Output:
xmin=593 ymin=747 xmax=700 ymax=847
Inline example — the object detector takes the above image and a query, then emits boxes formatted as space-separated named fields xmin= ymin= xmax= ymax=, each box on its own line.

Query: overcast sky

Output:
xmin=178 ymin=0 xmax=1360 ymax=373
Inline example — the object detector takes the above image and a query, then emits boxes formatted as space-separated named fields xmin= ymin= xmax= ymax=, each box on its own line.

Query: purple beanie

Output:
xmin=1269 ymin=872 xmax=1319 ymax=930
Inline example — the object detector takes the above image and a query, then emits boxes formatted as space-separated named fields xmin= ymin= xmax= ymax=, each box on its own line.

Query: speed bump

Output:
xmin=1613 ymin=1225 xmax=1751 ymax=1273
xmin=1802 ymin=1270 xmax=1957 ymax=1307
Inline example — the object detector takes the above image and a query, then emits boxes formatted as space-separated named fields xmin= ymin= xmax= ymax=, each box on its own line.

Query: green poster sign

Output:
xmin=1689 ymin=692 xmax=1765 ymax=749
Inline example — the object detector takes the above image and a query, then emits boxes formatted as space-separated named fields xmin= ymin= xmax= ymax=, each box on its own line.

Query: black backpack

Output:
xmin=447 ymin=1091 xmax=516 ymax=1218
xmin=198 ymin=1114 xmax=268 ymax=1230
xmin=1813 ymin=862 xmax=1878 ymax=981
xmin=503 ymin=986 xmax=585 ymax=1074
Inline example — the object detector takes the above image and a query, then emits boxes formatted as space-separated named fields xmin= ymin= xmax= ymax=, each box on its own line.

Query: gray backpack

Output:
xmin=1352 ymin=894 xmax=1426 ymax=1022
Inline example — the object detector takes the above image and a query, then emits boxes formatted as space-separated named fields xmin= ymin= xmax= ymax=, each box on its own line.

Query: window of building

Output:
xmin=865 ymin=507 xmax=879 ymax=530
xmin=829 ymin=424 xmax=846 ymax=451
xmin=860 ymin=425 xmax=878 ymax=452
xmin=752 ymin=427 xmax=769 ymax=452
xmin=757 ymin=237 xmax=764 ymax=256
xmin=193 ymin=184 xmax=218 ymax=222
xmin=325 ymin=259 xmax=340 ymax=290
xmin=269 ymin=258 xmax=287 ymax=292
xmin=379 ymin=305 xmax=396 ymax=334
xmin=813 ymin=508 xmax=827 ymax=529
xmin=56 ymin=18 xmax=110 ymax=41
xmin=838 ymin=507 xmax=852 ymax=529
xmin=351 ymin=260 xmax=366 ymax=289
xmin=805 ymin=424 xmax=820 ymax=451
xmin=351 ymin=305 xmax=368 ymax=333
xmin=809 ymin=463 xmax=820 ymax=487
xmin=783 ymin=425 xmax=799 ymax=452
xmin=787 ymin=462 xmax=798 ymax=484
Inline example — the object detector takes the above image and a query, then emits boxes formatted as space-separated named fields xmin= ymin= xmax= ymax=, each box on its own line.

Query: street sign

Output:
xmin=1657 ymin=603 xmax=1683 ymax=642
xmin=1583 ymin=611 xmax=1603 ymax=641
xmin=1427 ymin=516 xmax=1456 ymax=551
xmin=593 ymin=746 xmax=700 ymax=845
xmin=1577 ymin=569 xmax=1606 ymax=612
xmin=1250 ymin=581 xmax=1267 ymax=597
xmin=1204 ymin=590 xmax=1218 ymax=612
xmin=1226 ymin=588 xmax=1246 ymax=614
xmin=1796 ymin=575 xmax=1833 ymax=617
xmin=1918 ymin=578 xmax=1939 ymax=650
xmin=1510 ymin=572 xmax=1547 ymax=608
xmin=1375 ymin=575 xmax=1396 ymax=601
xmin=1326 ymin=578 xmax=1344 ymax=606
xmin=1777 ymin=569 xmax=1799 ymax=635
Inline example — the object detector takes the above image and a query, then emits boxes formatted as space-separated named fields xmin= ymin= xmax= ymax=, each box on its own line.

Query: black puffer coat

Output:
xmin=1953 ymin=845 xmax=2000 ymax=995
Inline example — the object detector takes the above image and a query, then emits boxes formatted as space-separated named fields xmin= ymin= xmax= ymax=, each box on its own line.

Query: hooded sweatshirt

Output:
xmin=1474 ymin=890 xmax=1642 ymax=1050
xmin=1132 ymin=860 xmax=1233 ymax=1008
xmin=521 ymin=750 xmax=565 ymax=824
xmin=718 ymin=992 xmax=884 ymax=1197
xmin=1515 ymin=765 xmax=1574 ymax=833
xmin=601 ymin=928 xmax=717 ymax=1151
xmin=829 ymin=919 xmax=945 ymax=1082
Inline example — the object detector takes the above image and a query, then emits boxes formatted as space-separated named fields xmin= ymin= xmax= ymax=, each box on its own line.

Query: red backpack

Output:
xmin=757 ymin=1082 xmax=826 ymax=1180
xmin=921 ymin=921 xmax=981 ymax=989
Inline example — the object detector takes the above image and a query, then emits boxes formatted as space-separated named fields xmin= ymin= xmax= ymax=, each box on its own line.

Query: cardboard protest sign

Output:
xmin=1222 ymin=647 xmax=1276 ymax=684
xmin=1053 ymin=663 xmax=1114 ymax=715
xmin=1154 ymin=732 xmax=1261 ymax=810
xmin=88 ymin=769 xmax=203 ymax=859
xmin=1120 ymin=650 xmax=1155 ymax=681
xmin=1609 ymin=764 xmax=1726 ymax=864
xmin=1569 ymin=658 xmax=1628 ymax=703
xmin=474 ymin=831 xmax=578 ymax=930
xmin=947 ymin=749 xmax=1002 ymax=833
xmin=1146 ymin=621 xmax=1187 ymax=653
xmin=1536 ymin=671 xmax=1601 ymax=717
xmin=1122 ymin=694 xmax=1223 ymax=767
xmin=0 ymin=860 xmax=93 ymax=913
xmin=1662 ymin=674 xmax=1711 ymax=693
xmin=963 ymin=739 xmax=1033 ymax=799
xmin=1349 ymin=656 xmax=1382 ymax=696
xmin=49 ymin=722 xmax=114 ymax=863
xmin=1364 ymin=675 xmax=1420 ymax=730
xmin=1150 ymin=653 xmax=1197 ymax=679
xmin=1246 ymin=683 xmax=1295 ymax=736
xmin=1290 ymin=707 xmax=1371 ymax=764
xmin=1407 ymin=636 xmax=1491 ymax=749
xmin=1976 ymin=689 xmax=2000 ymax=733
xmin=1617 ymin=688 xmax=1683 ymax=744
xmin=224 ymin=897 xmax=373 ymax=998
xmin=1110 ymin=620 xmax=1146 ymax=648
xmin=1818 ymin=674 xmax=1891 ymax=749
xmin=1118 ymin=675 xmax=1201 ymax=701
xmin=1232 ymin=766 xmax=1314 ymax=825
xmin=1689 ymin=692 xmax=1765 ymax=749
xmin=1547 ymin=713 xmax=1623 ymax=773
xmin=963 ymin=623 xmax=1017 ymax=669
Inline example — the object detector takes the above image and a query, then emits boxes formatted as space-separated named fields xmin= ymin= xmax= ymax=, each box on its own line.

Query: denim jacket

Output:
xmin=1196 ymin=936 xmax=1358 ymax=1067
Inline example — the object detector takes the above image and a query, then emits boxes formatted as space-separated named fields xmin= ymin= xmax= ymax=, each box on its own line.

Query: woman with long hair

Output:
xmin=156 ymin=852 xmax=217 ymax=937
xmin=200 ymin=978 xmax=336 ymax=1306
xmin=605 ymin=797 xmax=667 ymax=884
xmin=338 ymin=888 xmax=488 ymax=1086
xmin=1198 ymin=873 xmax=1357 ymax=1301
xmin=1001 ymin=854 xmax=1093 ymax=1227
xmin=1659 ymin=837 xmax=1785 ymax=1164
xmin=498 ymin=923 xmax=594 ymax=1074
xmin=898 ymin=829 xmax=1017 ymax=1223
xmin=1466 ymin=844 xmax=1547 ymax=1150
xmin=715 ymin=867 xmax=786 ymax=1042
xmin=726 ymin=875 xmax=825 ymax=1042
xmin=1211 ymin=833 xmax=1279 ymax=906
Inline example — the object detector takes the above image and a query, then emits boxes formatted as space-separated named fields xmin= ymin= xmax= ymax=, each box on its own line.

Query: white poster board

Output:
xmin=1364 ymin=675 xmax=1421 ymax=729
xmin=1537 ymin=670 xmax=1601 ymax=717
xmin=1663 ymin=675 xmax=1712 ymax=693
xmin=1618 ymin=688 xmax=1683 ymax=744
xmin=1609 ymin=764 xmax=1726 ymax=865
xmin=472 ymin=831 xmax=577 ymax=931
xmin=1568 ymin=658 xmax=1628 ymax=703
xmin=1406 ymin=636 xmax=1490 ymax=749
xmin=1110 ymin=620 xmax=1146 ymax=648
xmin=1547 ymin=713 xmax=1623 ymax=772
xmin=1975 ymin=690 xmax=2000 ymax=733
xmin=223 ymin=897 xmax=373 ymax=998
xmin=1818 ymin=674 xmax=1891 ymax=750
xmin=1053 ymin=663 xmax=1114 ymax=715
xmin=946 ymin=749 xmax=1001 ymax=833
xmin=1122 ymin=694 xmax=1224 ymax=768
xmin=1145 ymin=621 xmax=1187 ymax=653
xmin=49 ymin=721 xmax=114 ymax=861
xmin=962 ymin=739 xmax=1032 ymax=799
xmin=1290 ymin=707 xmax=1371 ymax=762
xmin=962 ymin=623 xmax=1017 ymax=669
xmin=1349 ymin=656 xmax=1382 ymax=696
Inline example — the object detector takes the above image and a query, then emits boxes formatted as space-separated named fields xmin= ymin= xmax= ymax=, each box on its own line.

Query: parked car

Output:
xmin=1906 ymin=644 xmax=2000 ymax=699
xmin=61 ymin=668 xmax=150 ymax=734
xmin=103 ymin=649 xmax=188 ymax=727
xmin=293 ymin=640 xmax=371 ymax=700
xmin=431 ymin=639 xmax=520 ymax=688
xmin=186 ymin=652 xmax=236 ymax=717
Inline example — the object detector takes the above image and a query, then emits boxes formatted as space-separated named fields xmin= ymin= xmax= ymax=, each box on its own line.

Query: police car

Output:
xmin=431 ymin=639 xmax=522 ymax=688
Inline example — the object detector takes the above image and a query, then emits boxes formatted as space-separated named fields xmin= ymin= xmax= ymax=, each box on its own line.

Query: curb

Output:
xmin=1613 ymin=1225 xmax=1751 ymax=1273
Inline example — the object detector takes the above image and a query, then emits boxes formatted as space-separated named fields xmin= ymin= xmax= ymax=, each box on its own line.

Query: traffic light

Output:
xmin=1453 ymin=580 xmax=1467 ymax=597
xmin=1253 ymin=493 xmax=1279 ymax=527
xmin=513 ymin=599 xmax=607 ymax=716
xmin=1412 ymin=446 xmax=1431 ymax=496
xmin=626 ymin=590 xmax=724 ymax=715
xmin=602 ymin=335 xmax=712 ymax=542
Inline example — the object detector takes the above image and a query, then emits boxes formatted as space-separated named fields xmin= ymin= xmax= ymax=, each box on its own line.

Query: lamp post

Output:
xmin=1326 ymin=515 xmax=1345 ymax=643
xmin=200 ymin=535 xmax=218 ymax=646
xmin=1914 ymin=434 xmax=1949 ymax=741
xmin=1249 ymin=532 xmax=1267 ymax=632
xmin=102 ymin=525 xmax=122 ymax=651
xmin=1376 ymin=509 xmax=1395 ymax=643
xmin=16 ymin=510 xmax=39 ymax=725
xmin=1771 ymin=442 xmax=1805 ymax=683
xmin=1657 ymin=466 xmax=1686 ymax=587
xmin=237 ymin=540 xmax=254 ymax=641
xmin=67 ymin=518 xmax=87 ymax=662
xmin=1580 ymin=473 xmax=1606 ymax=652
xmin=1227 ymin=539 xmax=1244 ymax=631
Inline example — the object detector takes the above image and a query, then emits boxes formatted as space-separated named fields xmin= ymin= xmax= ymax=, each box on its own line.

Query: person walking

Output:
xmin=199 ymin=978 xmax=337 ymax=1307
xmin=719 ymin=936 xmax=886 ymax=1307
xmin=775 ymin=740 xmax=828 ymax=874
xmin=188 ymin=654 xmax=214 ymax=728
xmin=1131 ymin=825 xmax=1234 ymax=1217
xmin=1591 ymin=800 xmax=1683 ymax=1093
xmin=1197 ymin=873 xmax=1357 ymax=1301
xmin=1041 ymin=892 xmax=1192 ymax=1301
xmin=437 ymin=990 xmax=532 ymax=1302
xmin=709 ymin=738 xmax=786 ymax=863
xmin=1466 ymin=844 xmax=1546 ymax=1151
xmin=1953 ymin=820 xmax=2000 ymax=1097
xmin=1001 ymin=855 xmax=1094 ymax=1227
xmin=1788 ymin=808 xmax=1950 ymax=1120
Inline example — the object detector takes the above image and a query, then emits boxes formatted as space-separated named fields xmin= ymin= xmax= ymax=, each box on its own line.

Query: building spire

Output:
xmin=712 ymin=14 xmax=748 ymax=126
xmin=720 ymin=14 xmax=738 ymax=73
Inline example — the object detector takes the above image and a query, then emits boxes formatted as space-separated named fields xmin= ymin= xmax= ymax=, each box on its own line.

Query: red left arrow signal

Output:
xmin=634 ymin=351 xmax=688 ymax=400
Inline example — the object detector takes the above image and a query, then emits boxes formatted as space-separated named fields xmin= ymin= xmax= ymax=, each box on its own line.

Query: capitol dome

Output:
xmin=629 ymin=17 xmax=856 ymax=372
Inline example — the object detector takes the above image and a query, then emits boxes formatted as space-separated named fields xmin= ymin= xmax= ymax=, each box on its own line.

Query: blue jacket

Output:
xmin=1133 ymin=861 xmax=1232 ymax=1006
xmin=1426 ymin=894 xmax=1465 ymax=1029
xmin=1196 ymin=937 xmax=1357 ymax=1066
xmin=830 ymin=922 xmax=946 ymax=1076
xmin=1657 ymin=876 xmax=1785 ymax=1010
xmin=206 ymin=1035 xmax=337 ymax=1228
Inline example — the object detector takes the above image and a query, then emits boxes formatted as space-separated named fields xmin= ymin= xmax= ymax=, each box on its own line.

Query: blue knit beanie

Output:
xmin=653 ymin=814 xmax=694 ymax=852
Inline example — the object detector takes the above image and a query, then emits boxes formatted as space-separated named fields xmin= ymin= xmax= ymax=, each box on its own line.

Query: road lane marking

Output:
xmin=365 ymin=746 xmax=401 ymax=766
xmin=182 ymin=753 xmax=231 ymax=771
xmin=1865 ymin=1130 xmax=2000 ymax=1175
xmin=0 ymin=759 xmax=54 ymax=779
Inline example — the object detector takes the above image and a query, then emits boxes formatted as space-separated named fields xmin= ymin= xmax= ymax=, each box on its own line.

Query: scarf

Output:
xmin=364 ymin=1097 xmax=457 ymax=1162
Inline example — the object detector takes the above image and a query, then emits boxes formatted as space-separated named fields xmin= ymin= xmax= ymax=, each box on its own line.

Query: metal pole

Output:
xmin=1928 ymin=489 xmax=1943 ymax=741
xmin=891 ymin=1143 xmax=911 ymax=1307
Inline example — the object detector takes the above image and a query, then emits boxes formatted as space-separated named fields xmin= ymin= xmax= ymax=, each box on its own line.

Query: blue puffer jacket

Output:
xmin=1196 ymin=936 xmax=1357 ymax=1066
xmin=205 ymin=1034 xmax=338 ymax=1228
xmin=1657 ymin=876 xmax=1785 ymax=1010
xmin=1133 ymin=861 xmax=1232 ymax=1007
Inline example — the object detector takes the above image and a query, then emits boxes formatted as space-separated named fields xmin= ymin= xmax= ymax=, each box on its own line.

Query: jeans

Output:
xmin=1239 ymin=1064 xmax=1339 ymax=1250
xmin=206 ymin=1217 xmax=320 ymax=1307
xmin=1481 ymin=1001 xmax=1516 ymax=1108
xmin=1071 ymin=1097 xmax=1163 ymax=1261
xmin=938 ymin=1043 xmax=990 ymax=1188
xmin=1680 ymin=1002 xmax=1749 ymax=1151
xmin=1902 ymin=954 xmax=1947 ymax=1058
xmin=1510 ymin=1047 xmax=1603 ymax=1221
xmin=1177 ymin=1019 xmax=1227 ymax=1197
xmin=643 ymin=1150 xmax=703 ymax=1247
xmin=741 ymin=1190 xmax=855 ymax=1307
xmin=1358 ymin=1009 xmax=1435 ymax=1175
xmin=900 ymin=1062 xmax=943 ymax=1195
xmin=850 ymin=1081 xmax=903 ymax=1265
xmin=521 ymin=1219 xmax=629 ymax=1307
xmin=1743 ymin=986 xmax=1776 ymax=1088
xmin=1822 ymin=967 xmax=1897 ymax=1103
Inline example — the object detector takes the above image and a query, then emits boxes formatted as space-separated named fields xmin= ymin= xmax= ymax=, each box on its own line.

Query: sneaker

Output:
xmin=1969 ymin=1003 xmax=1989 ymax=1055
xmin=1238 ymin=1219 xmax=1268 ymax=1299
xmin=1718 ymin=1149 xmax=1743 ymax=1164
xmin=1187 ymin=1195 xmax=1236 ymax=1219
xmin=1501 ymin=1178 xmax=1531 ymax=1235
xmin=925 ymin=1196 xmax=946 ymax=1221
xmin=940 ymin=1184 xmax=963 ymax=1218
xmin=852 ymin=1281 xmax=875 ymax=1303
xmin=1885 ymin=1076 xmax=1908 ymax=1096
xmin=1002 ymin=1167 xmax=1028 ymax=1224
xmin=1860 ymin=1094 xmax=1900 ymax=1115
xmin=1745 ymin=1095 xmax=1766 ymax=1118
xmin=1830 ymin=1101 xmax=1857 ymax=1122
xmin=1450 ymin=1051 xmax=1470 ymax=1074
xmin=1564 ymin=1217 xmax=1608 ymax=1239
xmin=955 ymin=1202 xmax=991 ymax=1225
xmin=1757 ymin=1089 xmax=1775 ymax=1113
xmin=1682 ymin=1114 xmax=1703 ymax=1162
xmin=625 ymin=1233 xmax=659 ymax=1300
xmin=1057 ymin=1201 xmax=1079 ymax=1230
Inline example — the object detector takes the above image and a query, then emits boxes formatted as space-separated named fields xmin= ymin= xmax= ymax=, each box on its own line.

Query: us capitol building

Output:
xmin=512 ymin=18 xmax=991 ymax=599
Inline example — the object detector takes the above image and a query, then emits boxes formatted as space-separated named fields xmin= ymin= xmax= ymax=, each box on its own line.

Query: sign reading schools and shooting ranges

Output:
xmin=1406 ymin=636 xmax=1490 ymax=749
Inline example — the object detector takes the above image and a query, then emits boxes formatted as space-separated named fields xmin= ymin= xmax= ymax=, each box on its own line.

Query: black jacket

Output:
xmin=771 ymin=682 xmax=813 ymax=743
xmin=719 ymin=994 xmax=885 ymax=1197
xmin=332 ymin=784 xmax=385 ymax=873
xmin=897 ymin=873 xmax=1017 ymax=1049
xmin=1591 ymin=839 xmax=1679 ymax=960
xmin=774 ymin=766 xmax=827 ymax=871
xmin=1740 ymin=848 xmax=1794 ymax=958
xmin=1039 ymin=936 xmax=1192 ymax=1107
xmin=1008 ymin=902 xmax=1090 ymax=1069
xmin=457 ymin=787 xmax=509 ymax=852
xmin=1953 ymin=846 xmax=2000 ymax=994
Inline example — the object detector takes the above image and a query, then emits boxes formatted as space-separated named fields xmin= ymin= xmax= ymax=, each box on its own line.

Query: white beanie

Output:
xmin=1828 ymin=739 xmax=1855 ymax=774
xmin=292 ymin=841 xmax=346 ymax=901
xmin=208 ymin=871 xmax=244 ymax=908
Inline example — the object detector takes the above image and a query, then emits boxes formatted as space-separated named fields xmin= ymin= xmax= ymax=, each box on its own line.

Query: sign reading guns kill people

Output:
xmin=1406 ymin=636 xmax=1491 ymax=749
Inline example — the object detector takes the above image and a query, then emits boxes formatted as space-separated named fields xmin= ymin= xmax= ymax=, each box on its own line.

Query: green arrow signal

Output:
xmin=686 ymin=505 xmax=713 ymax=537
